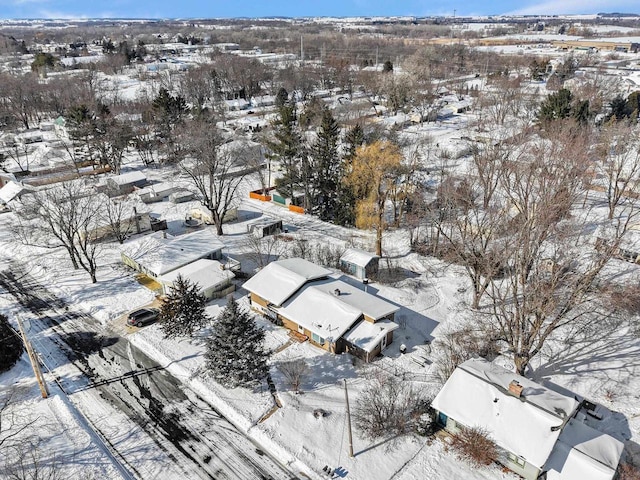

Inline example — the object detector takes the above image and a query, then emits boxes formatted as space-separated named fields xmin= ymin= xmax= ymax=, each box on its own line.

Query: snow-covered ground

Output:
xmin=2 ymin=174 xmax=639 ymax=478
xmin=2 ymin=55 xmax=640 ymax=477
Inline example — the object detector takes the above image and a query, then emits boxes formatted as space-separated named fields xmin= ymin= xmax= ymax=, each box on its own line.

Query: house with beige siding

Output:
xmin=243 ymin=258 xmax=399 ymax=361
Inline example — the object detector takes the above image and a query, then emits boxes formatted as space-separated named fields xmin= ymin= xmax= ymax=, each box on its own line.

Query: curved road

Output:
xmin=0 ymin=264 xmax=298 ymax=480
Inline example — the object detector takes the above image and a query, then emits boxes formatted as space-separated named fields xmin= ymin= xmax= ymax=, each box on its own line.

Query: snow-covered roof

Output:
xmin=279 ymin=283 xmax=363 ymax=342
xmin=0 ymin=181 xmax=30 ymax=204
xmin=159 ymin=259 xmax=234 ymax=291
xmin=431 ymin=358 xmax=580 ymax=469
xmin=545 ymin=419 xmax=624 ymax=480
xmin=121 ymin=228 xmax=225 ymax=276
xmin=344 ymin=318 xmax=399 ymax=353
xmin=109 ymin=171 xmax=146 ymax=186
xmin=320 ymin=277 xmax=398 ymax=320
xmin=277 ymin=276 xmax=399 ymax=343
xmin=340 ymin=248 xmax=379 ymax=267
xmin=242 ymin=258 xmax=332 ymax=306
xmin=136 ymin=182 xmax=176 ymax=198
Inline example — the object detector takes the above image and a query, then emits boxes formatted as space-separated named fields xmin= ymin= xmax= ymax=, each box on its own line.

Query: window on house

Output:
xmin=311 ymin=333 xmax=325 ymax=345
xmin=508 ymin=453 xmax=526 ymax=468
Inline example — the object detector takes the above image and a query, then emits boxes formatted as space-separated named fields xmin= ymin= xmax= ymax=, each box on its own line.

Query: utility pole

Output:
xmin=17 ymin=316 xmax=48 ymax=399
xmin=343 ymin=378 xmax=354 ymax=457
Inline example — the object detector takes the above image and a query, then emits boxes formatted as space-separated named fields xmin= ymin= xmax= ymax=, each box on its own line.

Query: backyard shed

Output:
xmin=339 ymin=248 xmax=380 ymax=280
xmin=247 ymin=218 xmax=283 ymax=237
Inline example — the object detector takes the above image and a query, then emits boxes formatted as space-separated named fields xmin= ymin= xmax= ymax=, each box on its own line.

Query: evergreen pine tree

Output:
xmin=204 ymin=296 xmax=269 ymax=388
xmin=309 ymin=108 xmax=341 ymax=221
xmin=334 ymin=124 xmax=363 ymax=227
xmin=0 ymin=314 xmax=24 ymax=373
xmin=159 ymin=275 xmax=209 ymax=338
xmin=538 ymin=88 xmax=573 ymax=124
xmin=265 ymin=102 xmax=304 ymax=200
xmin=609 ymin=95 xmax=628 ymax=121
xmin=275 ymin=87 xmax=288 ymax=108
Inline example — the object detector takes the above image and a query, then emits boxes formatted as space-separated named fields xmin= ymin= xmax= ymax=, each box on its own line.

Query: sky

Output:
xmin=0 ymin=0 xmax=638 ymax=20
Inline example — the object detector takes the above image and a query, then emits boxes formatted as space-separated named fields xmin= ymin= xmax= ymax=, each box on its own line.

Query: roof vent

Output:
xmin=333 ymin=288 xmax=341 ymax=296
xmin=509 ymin=380 xmax=523 ymax=398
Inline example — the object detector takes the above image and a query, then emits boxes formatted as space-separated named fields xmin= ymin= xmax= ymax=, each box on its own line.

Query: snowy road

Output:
xmin=0 ymin=265 xmax=298 ymax=480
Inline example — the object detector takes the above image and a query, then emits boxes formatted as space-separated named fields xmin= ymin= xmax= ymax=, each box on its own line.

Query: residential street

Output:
xmin=0 ymin=263 xmax=298 ymax=480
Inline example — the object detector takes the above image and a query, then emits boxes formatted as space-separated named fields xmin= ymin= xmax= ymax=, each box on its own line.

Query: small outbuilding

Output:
xmin=339 ymin=248 xmax=380 ymax=280
xmin=106 ymin=171 xmax=147 ymax=196
xmin=247 ymin=218 xmax=283 ymax=237
xmin=136 ymin=182 xmax=176 ymax=203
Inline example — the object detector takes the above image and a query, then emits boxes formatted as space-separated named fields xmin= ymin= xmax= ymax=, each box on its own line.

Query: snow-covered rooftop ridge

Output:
xmin=278 ymin=276 xmax=399 ymax=339
xmin=340 ymin=247 xmax=379 ymax=266
xmin=159 ymin=258 xmax=234 ymax=288
xmin=109 ymin=170 xmax=146 ymax=185
xmin=458 ymin=359 xmax=578 ymax=419
xmin=432 ymin=358 xmax=580 ymax=468
xmin=242 ymin=258 xmax=332 ymax=306
xmin=280 ymin=283 xmax=362 ymax=341
xmin=0 ymin=180 xmax=30 ymax=204
xmin=344 ymin=318 xmax=399 ymax=353
xmin=321 ymin=276 xmax=399 ymax=320
xmin=545 ymin=419 xmax=624 ymax=480
xmin=121 ymin=228 xmax=225 ymax=276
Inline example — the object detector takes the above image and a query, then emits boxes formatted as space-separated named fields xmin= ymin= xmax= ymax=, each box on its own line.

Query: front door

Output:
xmin=298 ymin=324 xmax=305 ymax=334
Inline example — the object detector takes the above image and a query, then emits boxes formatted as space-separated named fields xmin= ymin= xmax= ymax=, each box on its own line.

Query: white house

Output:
xmin=432 ymin=358 xmax=624 ymax=480
xmin=158 ymin=258 xmax=234 ymax=300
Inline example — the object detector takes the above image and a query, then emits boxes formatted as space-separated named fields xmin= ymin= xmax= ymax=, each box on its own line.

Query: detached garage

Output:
xmin=159 ymin=259 xmax=235 ymax=300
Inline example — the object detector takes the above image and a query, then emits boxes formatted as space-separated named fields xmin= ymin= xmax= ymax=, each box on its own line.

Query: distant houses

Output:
xmin=243 ymin=257 xmax=399 ymax=362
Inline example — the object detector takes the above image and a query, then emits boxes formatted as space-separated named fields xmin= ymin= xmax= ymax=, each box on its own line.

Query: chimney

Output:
xmin=509 ymin=380 xmax=523 ymax=398
xmin=333 ymin=288 xmax=341 ymax=296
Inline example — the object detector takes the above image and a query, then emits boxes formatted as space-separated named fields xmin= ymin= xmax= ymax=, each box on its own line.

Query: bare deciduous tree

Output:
xmin=277 ymin=359 xmax=309 ymax=393
xmin=594 ymin=122 xmax=640 ymax=220
xmin=180 ymin=120 xmax=257 ymax=236
xmin=13 ymin=181 xmax=102 ymax=282
xmin=353 ymin=371 xmax=425 ymax=440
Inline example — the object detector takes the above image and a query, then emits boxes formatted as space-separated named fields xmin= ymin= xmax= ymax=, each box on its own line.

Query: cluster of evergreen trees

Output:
xmin=159 ymin=276 xmax=268 ymax=389
xmin=266 ymin=97 xmax=366 ymax=227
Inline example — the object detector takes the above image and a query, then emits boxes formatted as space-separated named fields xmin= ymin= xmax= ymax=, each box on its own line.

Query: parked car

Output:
xmin=126 ymin=308 xmax=160 ymax=327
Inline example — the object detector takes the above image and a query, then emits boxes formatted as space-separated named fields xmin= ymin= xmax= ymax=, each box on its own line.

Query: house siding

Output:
xmin=436 ymin=411 xmax=542 ymax=480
